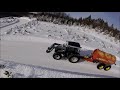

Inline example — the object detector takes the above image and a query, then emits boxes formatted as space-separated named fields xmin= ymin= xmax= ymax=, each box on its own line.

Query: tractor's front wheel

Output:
xmin=53 ymin=53 xmax=62 ymax=60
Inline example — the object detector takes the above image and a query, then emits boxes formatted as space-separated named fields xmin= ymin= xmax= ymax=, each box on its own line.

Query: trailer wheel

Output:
xmin=53 ymin=53 xmax=62 ymax=60
xmin=104 ymin=65 xmax=111 ymax=71
xmin=68 ymin=55 xmax=80 ymax=63
xmin=97 ymin=63 xmax=105 ymax=70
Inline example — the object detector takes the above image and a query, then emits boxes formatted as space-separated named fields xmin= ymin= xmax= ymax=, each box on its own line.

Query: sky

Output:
xmin=66 ymin=12 xmax=120 ymax=31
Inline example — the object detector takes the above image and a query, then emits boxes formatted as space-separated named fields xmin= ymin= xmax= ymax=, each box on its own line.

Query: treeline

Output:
xmin=1 ymin=12 xmax=120 ymax=42
xmin=30 ymin=12 xmax=120 ymax=42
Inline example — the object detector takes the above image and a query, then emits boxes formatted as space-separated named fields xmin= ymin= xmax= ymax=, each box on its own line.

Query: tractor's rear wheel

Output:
xmin=97 ymin=63 xmax=105 ymax=70
xmin=68 ymin=55 xmax=80 ymax=63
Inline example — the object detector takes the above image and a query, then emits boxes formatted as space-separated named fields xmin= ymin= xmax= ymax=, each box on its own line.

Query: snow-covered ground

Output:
xmin=0 ymin=17 xmax=120 ymax=78
xmin=0 ymin=17 xmax=19 ymax=28
xmin=0 ymin=59 xmax=116 ymax=78
xmin=0 ymin=17 xmax=31 ymax=35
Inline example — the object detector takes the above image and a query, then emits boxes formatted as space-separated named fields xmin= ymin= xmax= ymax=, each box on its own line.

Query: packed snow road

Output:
xmin=0 ymin=36 xmax=120 ymax=78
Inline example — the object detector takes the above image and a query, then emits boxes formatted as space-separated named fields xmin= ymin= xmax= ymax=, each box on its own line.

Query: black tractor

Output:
xmin=46 ymin=41 xmax=82 ymax=63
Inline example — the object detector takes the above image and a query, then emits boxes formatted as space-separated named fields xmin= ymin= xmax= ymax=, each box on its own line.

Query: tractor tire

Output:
xmin=97 ymin=63 xmax=105 ymax=70
xmin=104 ymin=65 xmax=111 ymax=71
xmin=53 ymin=53 xmax=62 ymax=60
xmin=68 ymin=55 xmax=80 ymax=63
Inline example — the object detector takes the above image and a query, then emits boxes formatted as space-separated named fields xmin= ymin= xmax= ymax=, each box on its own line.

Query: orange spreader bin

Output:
xmin=83 ymin=49 xmax=116 ymax=65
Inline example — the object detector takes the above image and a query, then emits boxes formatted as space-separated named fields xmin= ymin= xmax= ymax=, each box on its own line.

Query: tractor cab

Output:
xmin=66 ymin=41 xmax=81 ymax=54
xmin=66 ymin=41 xmax=81 ymax=48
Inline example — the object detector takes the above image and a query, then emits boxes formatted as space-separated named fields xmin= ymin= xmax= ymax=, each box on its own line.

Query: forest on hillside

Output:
xmin=31 ymin=12 xmax=120 ymax=42
xmin=1 ymin=12 xmax=120 ymax=42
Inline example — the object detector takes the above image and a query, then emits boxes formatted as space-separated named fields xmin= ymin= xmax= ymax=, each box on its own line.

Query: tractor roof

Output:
xmin=67 ymin=41 xmax=81 ymax=48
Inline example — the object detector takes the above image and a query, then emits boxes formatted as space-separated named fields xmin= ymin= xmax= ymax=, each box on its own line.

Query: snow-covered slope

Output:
xmin=0 ymin=17 xmax=31 ymax=35
xmin=0 ymin=17 xmax=120 ymax=78
xmin=0 ymin=17 xmax=19 ymax=28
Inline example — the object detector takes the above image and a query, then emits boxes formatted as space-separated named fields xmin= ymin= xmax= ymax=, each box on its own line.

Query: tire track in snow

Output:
xmin=1 ymin=36 xmax=120 ymax=78
xmin=0 ymin=59 xmax=116 ymax=78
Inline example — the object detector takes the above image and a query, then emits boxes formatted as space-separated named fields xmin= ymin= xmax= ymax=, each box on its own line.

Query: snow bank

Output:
xmin=19 ymin=17 xmax=31 ymax=21
xmin=0 ymin=17 xmax=19 ymax=28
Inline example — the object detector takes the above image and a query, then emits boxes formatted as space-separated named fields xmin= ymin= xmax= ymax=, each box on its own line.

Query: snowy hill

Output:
xmin=0 ymin=17 xmax=19 ymax=28
xmin=0 ymin=17 xmax=120 ymax=78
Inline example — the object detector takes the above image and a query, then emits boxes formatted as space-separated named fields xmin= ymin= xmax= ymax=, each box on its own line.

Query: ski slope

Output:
xmin=0 ymin=17 xmax=120 ymax=78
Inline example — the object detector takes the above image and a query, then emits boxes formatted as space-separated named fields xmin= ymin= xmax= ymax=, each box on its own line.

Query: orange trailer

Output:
xmin=83 ymin=49 xmax=116 ymax=71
